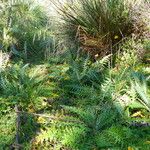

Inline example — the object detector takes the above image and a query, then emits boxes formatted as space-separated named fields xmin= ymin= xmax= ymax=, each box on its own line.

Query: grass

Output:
xmin=56 ymin=0 xmax=149 ymax=58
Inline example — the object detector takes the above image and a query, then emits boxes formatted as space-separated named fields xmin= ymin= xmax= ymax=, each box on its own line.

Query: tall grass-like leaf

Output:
xmin=55 ymin=0 xmax=149 ymax=57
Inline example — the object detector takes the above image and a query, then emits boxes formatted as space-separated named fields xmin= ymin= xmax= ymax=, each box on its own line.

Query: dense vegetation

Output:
xmin=0 ymin=0 xmax=150 ymax=149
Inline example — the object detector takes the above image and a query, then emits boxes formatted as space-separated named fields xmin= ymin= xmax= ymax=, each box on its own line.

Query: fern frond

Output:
xmin=130 ymin=73 xmax=150 ymax=111
xmin=92 ymin=54 xmax=111 ymax=70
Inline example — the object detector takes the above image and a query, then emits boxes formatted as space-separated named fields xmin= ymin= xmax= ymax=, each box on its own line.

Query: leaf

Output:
xmin=128 ymin=101 xmax=147 ymax=109
xmin=131 ymin=111 xmax=144 ymax=118
xmin=128 ymin=147 xmax=134 ymax=150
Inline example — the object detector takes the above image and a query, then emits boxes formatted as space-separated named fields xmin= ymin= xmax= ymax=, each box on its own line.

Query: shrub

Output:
xmin=0 ymin=0 xmax=56 ymax=61
xmin=56 ymin=0 xmax=150 ymax=58
xmin=0 ymin=62 xmax=50 ymax=110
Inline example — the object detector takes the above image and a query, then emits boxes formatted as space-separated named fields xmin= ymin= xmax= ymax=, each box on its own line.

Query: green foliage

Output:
xmin=0 ymin=62 xmax=50 ymax=110
xmin=0 ymin=62 xmax=53 ymax=148
xmin=19 ymin=114 xmax=39 ymax=148
xmin=130 ymin=72 xmax=150 ymax=112
xmin=96 ymin=125 xmax=150 ymax=149
xmin=116 ymin=38 xmax=139 ymax=68
xmin=59 ymin=0 xmax=131 ymax=37
xmin=1 ymin=53 xmax=149 ymax=149
xmin=0 ymin=0 xmax=150 ymax=150
xmin=0 ymin=112 xmax=16 ymax=149
xmin=143 ymin=39 xmax=150 ymax=63
xmin=0 ymin=0 xmax=56 ymax=61
xmin=56 ymin=54 xmax=110 ymax=104
xmin=33 ymin=102 xmax=150 ymax=149
xmin=57 ymin=0 xmax=149 ymax=57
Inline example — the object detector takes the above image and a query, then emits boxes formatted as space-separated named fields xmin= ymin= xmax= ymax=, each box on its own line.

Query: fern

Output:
xmin=92 ymin=54 xmax=112 ymax=70
xmin=130 ymin=73 xmax=150 ymax=112
xmin=62 ymin=102 xmax=123 ymax=131
xmin=68 ymin=54 xmax=110 ymax=83
xmin=0 ymin=62 xmax=51 ymax=110
xmin=0 ymin=112 xmax=16 ymax=149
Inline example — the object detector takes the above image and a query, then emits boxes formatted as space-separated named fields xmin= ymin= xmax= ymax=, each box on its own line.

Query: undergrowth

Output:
xmin=0 ymin=0 xmax=150 ymax=150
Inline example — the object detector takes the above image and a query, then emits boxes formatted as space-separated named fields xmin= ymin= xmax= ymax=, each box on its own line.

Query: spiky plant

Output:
xmin=0 ymin=62 xmax=51 ymax=110
xmin=130 ymin=72 xmax=150 ymax=112
xmin=55 ymin=53 xmax=111 ymax=106
xmin=55 ymin=0 xmax=150 ymax=58
xmin=32 ymin=78 xmax=150 ymax=149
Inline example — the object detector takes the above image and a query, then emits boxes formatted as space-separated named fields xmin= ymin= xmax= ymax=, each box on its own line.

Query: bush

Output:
xmin=0 ymin=62 xmax=50 ymax=110
xmin=57 ymin=0 xmax=150 ymax=58
xmin=0 ymin=0 xmax=56 ymax=61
